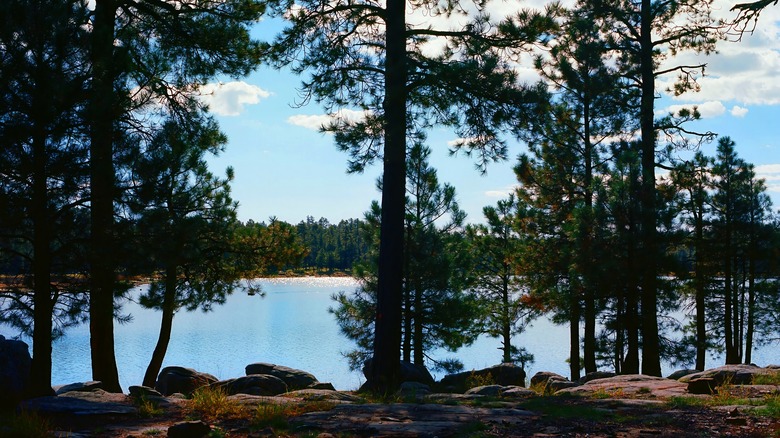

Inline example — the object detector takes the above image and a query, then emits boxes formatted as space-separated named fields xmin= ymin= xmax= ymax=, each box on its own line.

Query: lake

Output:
xmin=1 ymin=277 xmax=777 ymax=390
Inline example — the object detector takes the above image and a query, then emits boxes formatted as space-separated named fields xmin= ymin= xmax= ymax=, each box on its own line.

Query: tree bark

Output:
xmin=142 ymin=268 xmax=178 ymax=388
xmin=638 ymin=0 xmax=661 ymax=377
xmin=370 ymin=0 xmax=406 ymax=393
xmin=89 ymin=0 xmax=122 ymax=393
xmin=569 ymin=294 xmax=581 ymax=381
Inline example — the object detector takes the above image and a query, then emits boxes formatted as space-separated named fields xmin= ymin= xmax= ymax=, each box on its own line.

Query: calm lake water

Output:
xmin=1 ymin=277 xmax=777 ymax=390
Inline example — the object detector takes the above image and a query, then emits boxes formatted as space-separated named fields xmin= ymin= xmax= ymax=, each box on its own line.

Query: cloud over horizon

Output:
xmin=199 ymin=81 xmax=270 ymax=116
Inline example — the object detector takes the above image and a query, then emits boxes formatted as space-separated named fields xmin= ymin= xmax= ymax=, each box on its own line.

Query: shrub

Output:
xmin=187 ymin=386 xmax=245 ymax=422
xmin=465 ymin=372 xmax=495 ymax=389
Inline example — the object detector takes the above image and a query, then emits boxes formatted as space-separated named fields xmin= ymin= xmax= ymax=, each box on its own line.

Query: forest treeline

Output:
xmin=1 ymin=0 xmax=779 ymax=398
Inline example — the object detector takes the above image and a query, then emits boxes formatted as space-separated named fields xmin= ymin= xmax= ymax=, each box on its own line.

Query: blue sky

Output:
xmin=202 ymin=0 xmax=780 ymax=225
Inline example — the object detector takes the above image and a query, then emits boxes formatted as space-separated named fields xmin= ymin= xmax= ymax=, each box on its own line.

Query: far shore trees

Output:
xmin=268 ymin=0 xmax=557 ymax=391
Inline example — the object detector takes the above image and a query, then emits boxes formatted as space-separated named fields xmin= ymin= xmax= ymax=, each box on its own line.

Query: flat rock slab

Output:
xmin=556 ymin=374 xmax=688 ymax=398
xmin=290 ymin=403 xmax=535 ymax=437
xmin=20 ymin=390 xmax=136 ymax=416
xmin=679 ymin=364 xmax=775 ymax=385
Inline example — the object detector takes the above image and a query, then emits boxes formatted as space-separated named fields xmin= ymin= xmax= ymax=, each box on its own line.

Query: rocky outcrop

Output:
xmin=680 ymin=365 xmax=777 ymax=395
xmin=578 ymin=371 xmax=616 ymax=384
xmin=54 ymin=381 xmax=103 ymax=395
xmin=440 ymin=363 xmax=526 ymax=393
xmin=155 ymin=366 xmax=218 ymax=396
xmin=129 ymin=385 xmax=163 ymax=399
xmin=287 ymin=389 xmax=363 ymax=402
xmin=529 ymin=371 xmax=577 ymax=392
xmin=0 ymin=334 xmax=32 ymax=407
xmin=667 ymin=369 xmax=700 ymax=380
xmin=19 ymin=389 xmax=136 ymax=416
xmin=556 ymin=374 xmax=688 ymax=398
xmin=211 ymin=375 xmax=288 ymax=396
xmin=245 ymin=363 xmax=318 ymax=390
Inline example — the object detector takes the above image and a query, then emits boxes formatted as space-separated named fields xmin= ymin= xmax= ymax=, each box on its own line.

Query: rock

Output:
xmin=291 ymin=403 xmax=535 ymax=437
xmin=155 ymin=366 xmax=218 ymax=396
xmin=361 ymin=359 xmax=435 ymax=387
xmin=0 ymin=334 xmax=32 ymax=407
xmin=556 ymin=374 xmax=688 ymax=398
xmin=286 ymin=389 xmax=363 ymax=402
xmin=54 ymin=381 xmax=103 ymax=395
xmin=667 ymin=369 xmax=700 ymax=380
xmin=578 ymin=371 xmax=616 ymax=384
xmin=20 ymin=389 xmax=136 ymax=416
xmin=549 ymin=380 xmax=580 ymax=392
xmin=398 ymin=381 xmax=431 ymax=397
xmin=245 ymin=363 xmax=318 ymax=390
xmin=310 ymin=382 xmax=336 ymax=390
xmin=530 ymin=371 xmax=574 ymax=393
xmin=211 ymin=375 xmax=288 ymax=396
xmin=687 ymin=378 xmax=717 ymax=395
xmin=440 ymin=363 xmax=526 ymax=393
xmin=129 ymin=385 xmax=162 ymax=398
xmin=502 ymin=386 xmax=536 ymax=398
xmin=678 ymin=364 xmax=772 ymax=386
xmin=465 ymin=385 xmax=506 ymax=396
xmin=167 ymin=420 xmax=211 ymax=438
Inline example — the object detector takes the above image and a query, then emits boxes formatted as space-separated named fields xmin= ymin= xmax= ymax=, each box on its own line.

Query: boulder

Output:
xmin=686 ymin=377 xmax=717 ymax=395
xmin=286 ymin=389 xmax=363 ymax=402
xmin=556 ymin=374 xmax=688 ymax=398
xmin=129 ymin=385 xmax=163 ymax=399
xmin=667 ymin=369 xmax=700 ymax=381
xmin=530 ymin=371 xmax=574 ymax=393
xmin=155 ymin=366 xmax=217 ymax=396
xmin=211 ymin=375 xmax=288 ymax=396
xmin=502 ymin=386 xmax=536 ymax=398
xmin=54 ymin=381 xmax=102 ymax=395
xmin=678 ymin=365 xmax=772 ymax=386
xmin=245 ymin=363 xmax=318 ymax=390
xmin=167 ymin=420 xmax=211 ymax=438
xmin=362 ymin=359 xmax=435 ymax=386
xmin=20 ymin=389 xmax=136 ymax=416
xmin=310 ymin=382 xmax=336 ymax=391
xmin=465 ymin=385 xmax=506 ymax=396
xmin=0 ymin=334 xmax=32 ymax=407
xmin=578 ymin=371 xmax=616 ymax=384
xmin=441 ymin=363 xmax=526 ymax=393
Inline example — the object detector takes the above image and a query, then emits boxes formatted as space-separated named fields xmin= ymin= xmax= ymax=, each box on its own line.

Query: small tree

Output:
xmin=130 ymin=115 xmax=305 ymax=387
xmin=466 ymin=194 xmax=539 ymax=366
xmin=332 ymin=144 xmax=480 ymax=372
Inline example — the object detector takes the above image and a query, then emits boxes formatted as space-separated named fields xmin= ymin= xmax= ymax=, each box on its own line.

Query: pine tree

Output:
xmin=0 ymin=0 xmax=92 ymax=396
xmin=268 ymin=0 xmax=557 ymax=391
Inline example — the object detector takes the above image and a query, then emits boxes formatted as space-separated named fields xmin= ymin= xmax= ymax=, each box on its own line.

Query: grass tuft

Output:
xmin=252 ymin=401 xmax=336 ymax=431
xmin=465 ymin=372 xmax=495 ymax=390
xmin=753 ymin=371 xmax=780 ymax=386
xmin=186 ymin=386 xmax=246 ymax=422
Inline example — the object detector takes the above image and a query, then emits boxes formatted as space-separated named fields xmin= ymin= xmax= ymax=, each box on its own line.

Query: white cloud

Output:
xmin=199 ymin=81 xmax=270 ymax=116
xmin=730 ymin=105 xmax=749 ymax=117
xmin=660 ymin=101 xmax=726 ymax=118
xmin=485 ymin=185 xmax=518 ymax=198
xmin=756 ymin=164 xmax=780 ymax=189
xmin=287 ymin=109 xmax=372 ymax=131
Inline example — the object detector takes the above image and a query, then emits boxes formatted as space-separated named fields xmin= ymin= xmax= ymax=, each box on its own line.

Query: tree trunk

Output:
xmin=413 ymin=283 xmax=423 ymax=366
xmin=638 ymin=0 xmax=661 ymax=377
xmin=30 ymin=123 xmax=55 ymax=397
xmin=502 ymin=275 xmax=512 ymax=364
xmin=370 ymin=0 xmax=406 ymax=393
xmin=89 ymin=0 xmax=122 ymax=393
xmin=581 ymin=86 xmax=597 ymax=375
xmin=694 ymin=198 xmax=706 ymax=371
xmin=569 ymin=293 xmax=581 ymax=381
xmin=142 ymin=268 xmax=178 ymax=388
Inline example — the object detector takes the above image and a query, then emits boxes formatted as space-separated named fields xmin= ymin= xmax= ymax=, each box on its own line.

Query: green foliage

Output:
xmin=293 ymin=217 xmax=368 ymax=273
xmin=331 ymin=144 xmax=481 ymax=370
xmin=134 ymin=396 xmax=164 ymax=418
xmin=187 ymin=387 xmax=245 ymax=422
xmin=465 ymin=372 xmax=495 ymax=390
